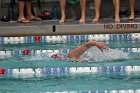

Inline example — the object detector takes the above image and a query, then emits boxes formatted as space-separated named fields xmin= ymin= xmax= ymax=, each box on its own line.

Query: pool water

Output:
xmin=0 ymin=37 xmax=140 ymax=93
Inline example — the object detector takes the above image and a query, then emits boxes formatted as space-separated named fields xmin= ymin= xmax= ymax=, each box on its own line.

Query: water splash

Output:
xmin=24 ymin=53 xmax=50 ymax=61
xmin=82 ymin=47 xmax=129 ymax=62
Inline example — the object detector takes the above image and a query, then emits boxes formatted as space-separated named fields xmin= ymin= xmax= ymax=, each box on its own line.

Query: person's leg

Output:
xmin=113 ymin=0 xmax=120 ymax=23
xmin=18 ymin=0 xmax=30 ymax=22
xmin=26 ymin=0 xmax=34 ymax=19
xmin=79 ymin=0 xmax=86 ymax=23
xmin=129 ymin=0 xmax=135 ymax=20
xmin=59 ymin=0 xmax=66 ymax=23
xmin=93 ymin=0 xmax=101 ymax=23
xmin=26 ymin=0 xmax=41 ymax=21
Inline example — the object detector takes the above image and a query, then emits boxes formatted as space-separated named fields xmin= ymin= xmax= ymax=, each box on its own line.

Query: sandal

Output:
xmin=29 ymin=17 xmax=42 ymax=21
xmin=17 ymin=19 xmax=30 ymax=23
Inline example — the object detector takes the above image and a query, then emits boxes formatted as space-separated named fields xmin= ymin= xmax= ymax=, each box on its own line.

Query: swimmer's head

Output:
xmin=51 ymin=53 xmax=65 ymax=60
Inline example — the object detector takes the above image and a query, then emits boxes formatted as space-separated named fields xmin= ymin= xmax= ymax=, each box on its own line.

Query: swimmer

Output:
xmin=51 ymin=41 xmax=108 ymax=62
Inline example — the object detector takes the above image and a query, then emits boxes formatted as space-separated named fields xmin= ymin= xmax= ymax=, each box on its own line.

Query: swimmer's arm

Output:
xmin=67 ymin=41 xmax=108 ymax=61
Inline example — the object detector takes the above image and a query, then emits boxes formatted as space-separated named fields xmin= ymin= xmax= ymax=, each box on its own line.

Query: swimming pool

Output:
xmin=0 ymin=34 xmax=140 ymax=93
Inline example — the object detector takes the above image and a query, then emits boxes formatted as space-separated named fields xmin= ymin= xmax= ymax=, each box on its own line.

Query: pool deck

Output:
xmin=0 ymin=18 xmax=140 ymax=37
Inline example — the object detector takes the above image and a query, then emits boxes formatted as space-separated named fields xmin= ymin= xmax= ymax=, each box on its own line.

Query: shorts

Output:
xmin=67 ymin=0 xmax=79 ymax=4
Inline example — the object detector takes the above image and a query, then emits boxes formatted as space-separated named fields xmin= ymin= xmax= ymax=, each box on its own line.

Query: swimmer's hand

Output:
xmin=98 ymin=47 xmax=110 ymax=52
xmin=94 ymin=42 xmax=108 ymax=49
xmin=94 ymin=42 xmax=109 ymax=52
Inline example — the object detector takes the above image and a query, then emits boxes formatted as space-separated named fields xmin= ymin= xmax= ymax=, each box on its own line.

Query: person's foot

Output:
xmin=17 ymin=18 xmax=30 ymax=23
xmin=28 ymin=16 xmax=42 ymax=21
xmin=115 ymin=18 xmax=120 ymax=23
xmin=129 ymin=15 xmax=135 ymax=21
xmin=59 ymin=18 xmax=65 ymax=24
xmin=92 ymin=18 xmax=99 ymax=24
xmin=79 ymin=18 xmax=85 ymax=24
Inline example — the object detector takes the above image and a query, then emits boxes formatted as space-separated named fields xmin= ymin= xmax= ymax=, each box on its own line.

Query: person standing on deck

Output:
xmin=128 ymin=0 xmax=135 ymax=20
xmin=93 ymin=0 xmax=120 ymax=23
xmin=59 ymin=0 xmax=86 ymax=24
xmin=18 ymin=0 xmax=41 ymax=23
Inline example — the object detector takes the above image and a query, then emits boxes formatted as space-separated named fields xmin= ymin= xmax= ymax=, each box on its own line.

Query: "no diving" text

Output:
xmin=104 ymin=24 xmax=138 ymax=30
